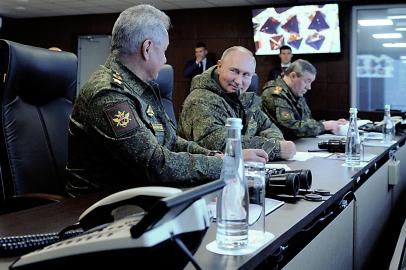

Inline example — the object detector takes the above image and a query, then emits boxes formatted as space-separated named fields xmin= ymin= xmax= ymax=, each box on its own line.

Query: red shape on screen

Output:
xmin=260 ymin=17 xmax=280 ymax=35
xmin=270 ymin=35 xmax=285 ymax=50
xmin=282 ymin=15 xmax=299 ymax=34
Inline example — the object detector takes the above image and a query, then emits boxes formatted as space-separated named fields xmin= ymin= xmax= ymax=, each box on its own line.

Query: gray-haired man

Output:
xmin=66 ymin=5 xmax=267 ymax=197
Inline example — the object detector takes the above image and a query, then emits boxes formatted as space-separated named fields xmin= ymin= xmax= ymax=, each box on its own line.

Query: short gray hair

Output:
xmin=220 ymin=46 xmax=256 ymax=67
xmin=286 ymin=59 xmax=317 ymax=77
xmin=111 ymin=4 xmax=170 ymax=56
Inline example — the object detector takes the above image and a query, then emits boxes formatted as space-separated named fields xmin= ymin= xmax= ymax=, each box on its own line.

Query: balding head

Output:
xmin=217 ymin=46 xmax=256 ymax=94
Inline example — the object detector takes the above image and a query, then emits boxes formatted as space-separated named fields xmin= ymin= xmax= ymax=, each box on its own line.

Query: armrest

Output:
xmin=0 ymin=193 xmax=65 ymax=215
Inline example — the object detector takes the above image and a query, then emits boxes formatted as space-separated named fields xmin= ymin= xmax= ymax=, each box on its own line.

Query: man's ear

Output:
xmin=290 ymin=71 xmax=297 ymax=79
xmin=141 ymin=39 xmax=152 ymax=60
xmin=216 ymin=59 xmax=222 ymax=68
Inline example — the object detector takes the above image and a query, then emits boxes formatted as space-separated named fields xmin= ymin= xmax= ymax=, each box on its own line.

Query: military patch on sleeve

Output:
xmin=104 ymin=101 xmax=138 ymax=137
xmin=280 ymin=109 xmax=293 ymax=120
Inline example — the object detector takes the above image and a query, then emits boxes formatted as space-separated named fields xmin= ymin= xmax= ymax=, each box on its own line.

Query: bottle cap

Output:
xmin=349 ymin=107 xmax=358 ymax=114
xmin=226 ymin=118 xmax=243 ymax=129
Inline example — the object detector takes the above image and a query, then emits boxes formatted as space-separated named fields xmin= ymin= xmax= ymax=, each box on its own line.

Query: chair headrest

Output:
xmin=155 ymin=64 xmax=174 ymax=101
xmin=247 ymin=73 xmax=259 ymax=95
xmin=0 ymin=40 xmax=77 ymax=105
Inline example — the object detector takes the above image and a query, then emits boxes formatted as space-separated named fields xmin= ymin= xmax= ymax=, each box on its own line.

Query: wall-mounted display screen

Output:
xmin=252 ymin=4 xmax=341 ymax=55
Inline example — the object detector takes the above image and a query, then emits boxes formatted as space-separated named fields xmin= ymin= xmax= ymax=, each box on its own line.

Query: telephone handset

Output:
xmin=0 ymin=186 xmax=181 ymax=257
xmin=10 ymin=180 xmax=225 ymax=269
xmin=78 ymin=186 xmax=182 ymax=231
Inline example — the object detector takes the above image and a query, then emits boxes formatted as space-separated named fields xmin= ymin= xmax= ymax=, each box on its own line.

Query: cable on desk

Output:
xmin=0 ymin=228 xmax=83 ymax=256
xmin=170 ymin=232 xmax=202 ymax=270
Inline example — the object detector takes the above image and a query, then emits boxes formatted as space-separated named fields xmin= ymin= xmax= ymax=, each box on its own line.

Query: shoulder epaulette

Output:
xmin=111 ymin=70 xmax=123 ymax=88
xmin=272 ymin=86 xmax=283 ymax=95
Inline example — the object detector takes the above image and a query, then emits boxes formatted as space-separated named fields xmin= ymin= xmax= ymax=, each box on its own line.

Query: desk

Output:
xmin=0 ymin=137 xmax=405 ymax=270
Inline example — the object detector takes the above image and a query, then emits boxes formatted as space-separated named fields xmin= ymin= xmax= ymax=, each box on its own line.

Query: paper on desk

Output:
xmin=362 ymin=132 xmax=383 ymax=141
xmin=336 ymin=119 xmax=372 ymax=136
xmin=288 ymin=151 xmax=331 ymax=161
xmin=327 ymin=153 xmax=376 ymax=162
xmin=363 ymin=140 xmax=396 ymax=147
xmin=316 ymin=134 xmax=346 ymax=140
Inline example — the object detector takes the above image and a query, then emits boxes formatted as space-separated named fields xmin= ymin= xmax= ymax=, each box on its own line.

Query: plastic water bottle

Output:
xmin=383 ymin=104 xmax=394 ymax=144
xmin=216 ymin=118 xmax=249 ymax=250
xmin=345 ymin=108 xmax=361 ymax=166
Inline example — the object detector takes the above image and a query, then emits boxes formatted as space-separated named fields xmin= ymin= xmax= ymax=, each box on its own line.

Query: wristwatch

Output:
xmin=208 ymin=151 xmax=222 ymax=156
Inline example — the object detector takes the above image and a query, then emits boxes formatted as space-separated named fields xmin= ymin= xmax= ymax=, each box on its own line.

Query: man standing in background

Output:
xmin=268 ymin=45 xmax=293 ymax=81
xmin=183 ymin=42 xmax=215 ymax=91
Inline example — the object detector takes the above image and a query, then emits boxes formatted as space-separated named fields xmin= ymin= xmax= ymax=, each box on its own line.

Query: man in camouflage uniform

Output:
xmin=178 ymin=46 xmax=296 ymax=161
xmin=66 ymin=5 xmax=268 ymax=197
xmin=261 ymin=59 xmax=347 ymax=139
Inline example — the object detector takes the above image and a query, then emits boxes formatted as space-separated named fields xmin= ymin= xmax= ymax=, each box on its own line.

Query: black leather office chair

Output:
xmin=155 ymin=64 xmax=177 ymax=126
xmin=0 ymin=40 xmax=77 ymax=213
xmin=247 ymin=73 xmax=260 ymax=95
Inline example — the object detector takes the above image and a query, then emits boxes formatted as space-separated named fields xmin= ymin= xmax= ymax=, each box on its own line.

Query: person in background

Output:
xmin=183 ymin=42 xmax=215 ymax=91
xmin=268 ymin=45 xmax=293 ymax=81
xmin=262 ymin=59 xmax=347 ymax=139
xmin=66 ymin=5 xmax=268 ymax=197
xmin=178 ymin=46 xmax=296 ymax=161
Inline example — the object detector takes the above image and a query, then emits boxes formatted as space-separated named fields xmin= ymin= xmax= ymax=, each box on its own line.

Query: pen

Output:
xmin=308 ymin=149 xmax=328 ymax=152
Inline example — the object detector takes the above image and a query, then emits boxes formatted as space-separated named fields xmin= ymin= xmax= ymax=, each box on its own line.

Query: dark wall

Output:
xmin=0 ymin=2 xmax=399 ymax=121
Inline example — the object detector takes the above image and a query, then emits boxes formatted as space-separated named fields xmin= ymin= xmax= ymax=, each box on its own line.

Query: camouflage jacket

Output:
xmin=261 ymin=77 xmax=325 ymax=139
xmin=178 ymin=66 xmax=284 ymax=161
xmin=66 ymin=55 xmax=222 ymax=197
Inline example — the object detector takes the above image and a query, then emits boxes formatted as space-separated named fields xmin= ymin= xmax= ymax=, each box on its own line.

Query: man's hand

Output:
xmin=242 ymin=149 xmax=268 ymax=164
xmin=279 ymin=141 xmax=296 ymax=159
xmin=337 ymin=118 xmax=348 ymax=125
xmin=195 ymin=55 xmax=204 ymax=63
xmin=323 ymin=120 xmax=342 ymax=134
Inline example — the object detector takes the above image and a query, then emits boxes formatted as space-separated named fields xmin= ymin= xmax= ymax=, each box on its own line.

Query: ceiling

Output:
xmin=0 ymin=0 xmax=299 ymax=19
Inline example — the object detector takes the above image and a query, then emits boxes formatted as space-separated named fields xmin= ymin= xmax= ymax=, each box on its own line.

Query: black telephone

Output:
xmin=9 ymin=180 xmax=224 ymax=270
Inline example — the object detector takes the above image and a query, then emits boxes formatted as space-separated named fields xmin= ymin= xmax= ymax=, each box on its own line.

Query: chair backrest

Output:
xmin=155 ymin=64 xmax=177 ymax=126
xmin=247 ymin=73 xmax=260 ymax=95
xmin=0 ymin=40 xmax=77 ymax=199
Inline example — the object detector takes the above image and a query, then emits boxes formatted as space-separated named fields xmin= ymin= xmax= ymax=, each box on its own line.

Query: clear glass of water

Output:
xmin=244 ymin=161 xmax=266 ymax=235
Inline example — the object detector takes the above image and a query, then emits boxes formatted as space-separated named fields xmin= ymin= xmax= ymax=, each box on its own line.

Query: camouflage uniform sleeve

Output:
xmin=178 ymin=99 xmax=228 ymax=151
xmin=174 ymin=136 xmax=212 ymax=155
xmin=179 ymin=98 xmax=283 ymax=160
xmin=85 ymin=91 xmax=222 ymax=185
xmin=273 ymin=97 xmax=325 ymax=137
xmin=254 ymin=109 xmax=284 ymax=160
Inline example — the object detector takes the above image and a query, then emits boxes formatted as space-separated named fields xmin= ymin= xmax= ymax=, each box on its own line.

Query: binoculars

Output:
xmin=265 ymin=168 xmax=312 ymax=197
xmin=318 ymin=139 xmax=346 ymax=153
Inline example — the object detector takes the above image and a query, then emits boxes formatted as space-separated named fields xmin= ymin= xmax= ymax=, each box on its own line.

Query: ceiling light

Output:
xmin=358 ymin=19 xmax=393 ymax=26
xmin=400 ymin=56 xmax=406 ymax=60
xmin=15 ymin=6 xmax=26 ymax=10
xmin=382 ymin=43 xmax=406 ymax=48
xmin=372 ymin=33 xmax=402 ymax=39
xmin=387 ymin=15 xmax=406 ymax=20
xmin=396 ymin=27 xmax=406 ymax=31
